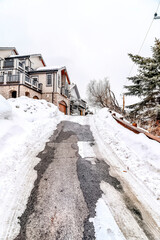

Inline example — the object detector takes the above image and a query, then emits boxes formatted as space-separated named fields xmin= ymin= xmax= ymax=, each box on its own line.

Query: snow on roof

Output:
xmin=36 ymin=66 xmax=66 ymax=71
xmin=9 ymin=54 xmax=30 ymax=58
xmin=9 ymin=53 xmax=42 ymax=58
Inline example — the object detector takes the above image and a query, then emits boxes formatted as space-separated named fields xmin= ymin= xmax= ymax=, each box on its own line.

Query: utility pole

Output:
xmin=123 ymin=95 xmax=125 ymax=112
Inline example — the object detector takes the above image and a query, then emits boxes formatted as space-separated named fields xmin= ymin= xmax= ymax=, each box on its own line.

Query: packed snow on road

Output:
xmin=0 ymin=95 xmax=160 ymax=239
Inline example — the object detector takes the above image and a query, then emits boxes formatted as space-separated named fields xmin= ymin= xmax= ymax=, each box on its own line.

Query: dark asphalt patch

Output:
xmin=14 ymin=142 xmax=56 ymax=240
xmin=14 ymin=121 xmax=92 ymax=240
xmin=14 ymin=122 xmax=76 ymax=239
xmin=62 ymin=121 xmax=94 ymax=142
xmin=77 ymin=157 xmax=123 ymax=240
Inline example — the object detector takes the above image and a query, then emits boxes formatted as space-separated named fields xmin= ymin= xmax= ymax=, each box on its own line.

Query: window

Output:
xmin=33 ymin=77 xmax=38 ymax=81
xmin=19 ymin=61 xmax=23 ymax=68
xmin=8 ymin=71 xmax=12 ymax=81
xmin=33 ymin=77 xmax=38 ymax=86
xmin=46 ymin=74 xmax=52 ymax=86
xmin=4 ymin=59 xmax=14 ymax=68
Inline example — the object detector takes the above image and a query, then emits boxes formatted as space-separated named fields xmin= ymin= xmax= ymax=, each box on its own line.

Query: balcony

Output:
xmin=0 ymin=76 xmax=4 ymax=83
xmin=7 ymin=75 xmax=20 ymax=83
xmin=24 ymin=76 xmax=42 ymax=92
xmin=3 ymin=60 xmax=14 ymax=68
xmin=79 ymin=100 xmax=86 ymax=109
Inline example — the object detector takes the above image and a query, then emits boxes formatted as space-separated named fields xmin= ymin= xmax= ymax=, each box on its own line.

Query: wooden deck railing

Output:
xmin=112 ymin=114 xmax=160 ymax=143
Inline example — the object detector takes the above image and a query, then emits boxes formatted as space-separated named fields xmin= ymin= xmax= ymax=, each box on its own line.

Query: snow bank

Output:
xmin=92 ymin=108 xmax=160 ymax=201
xmin=0 ymin=96 xmax=64 ymax=239
xmin=0 ymin=95 xmax=12 ymax=119
xmin=8 ymin=96 xmax=59 ymax=122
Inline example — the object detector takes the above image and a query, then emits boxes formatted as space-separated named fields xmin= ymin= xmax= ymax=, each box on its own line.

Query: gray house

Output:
xmin=70 ymin=83 xmax=86 ymax=115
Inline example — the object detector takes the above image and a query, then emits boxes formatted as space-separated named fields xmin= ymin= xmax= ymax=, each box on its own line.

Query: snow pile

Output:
xmin=0 ymin=94 xmax=12 ymax=119
xmin=92 ymin=108 xmax=160 ymax=201
xmin=0 ymin=96 xmax=64 ymax=239
xmin=8 ymin=96 xmax=59 ymax=122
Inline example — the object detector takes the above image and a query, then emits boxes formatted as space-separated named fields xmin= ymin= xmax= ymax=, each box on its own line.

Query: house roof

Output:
xmin=0 ymin=47 xmax=19 ymax=55
xmin=29 ymin=66 xmax=65 ymax=74
xmin=29 ymin=66 xmax=71 ymax=84
xmin=70 ymin=83 xmax=76 ymax=90
xmin=6 ymin=54 xmax=46 ymax=66
xmin=70 ymin=83 xmax=81 ymax=99
xmin=36 ymin=66 xmax=65 ymax=71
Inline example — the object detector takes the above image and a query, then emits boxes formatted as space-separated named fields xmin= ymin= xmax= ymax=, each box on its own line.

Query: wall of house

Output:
xmin=0 ymin=85 xmax=42 ymax=99
xmin=30 ymin=71 xmax=64 ymax=95
xmin=0 ymin=50 xmax=16 ymax=59
xmin=31 ymin=72 xmax=57 ymax=94
xmin=42 ymin=93 xmax=53 ymax=103
xmin=30 ymin=56 xmax=45 ymax=69
xmin=19 ymin=86 xmax=42 ymax=99
xmin=0 ymin=85 xmax=19 ymax=99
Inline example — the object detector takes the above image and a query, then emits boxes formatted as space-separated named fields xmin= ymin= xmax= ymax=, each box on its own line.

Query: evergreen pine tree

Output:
xmin=124 ymin=39 xmax=160 ymax=122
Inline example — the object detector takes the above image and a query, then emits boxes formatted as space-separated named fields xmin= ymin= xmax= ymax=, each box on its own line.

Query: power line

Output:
xmin=156 ymin=0 xmax=160 ymax=13
xmin=127 ymin=18 xmax=154 ymax=78
xmin=120 ymin=0 xmax=160 ymax=99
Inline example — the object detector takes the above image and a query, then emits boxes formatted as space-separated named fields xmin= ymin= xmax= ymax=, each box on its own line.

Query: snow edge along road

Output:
xmin=89 ymin=115 xmax=160 ymax=239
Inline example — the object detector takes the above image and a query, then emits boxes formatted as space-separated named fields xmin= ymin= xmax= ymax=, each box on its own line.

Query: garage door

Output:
xmin=59 ymin=101 xmax=67 ymax=114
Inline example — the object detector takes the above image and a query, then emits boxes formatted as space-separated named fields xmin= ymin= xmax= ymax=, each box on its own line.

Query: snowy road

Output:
xmin=13 ymin=119 xmax=159 ymax=240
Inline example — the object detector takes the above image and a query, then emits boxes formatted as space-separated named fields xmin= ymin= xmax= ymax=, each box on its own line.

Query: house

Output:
xmin=70 ymin=83 xmax=86 ymax=115
xmin=0 ymin=47 xmax=70 ymax=114
xmin=29 ymin=66 xmax=70 ymax=114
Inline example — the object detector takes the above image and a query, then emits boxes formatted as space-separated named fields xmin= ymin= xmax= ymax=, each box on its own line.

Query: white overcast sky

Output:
xmin=0 ymin=0 xmax=160 ymax=105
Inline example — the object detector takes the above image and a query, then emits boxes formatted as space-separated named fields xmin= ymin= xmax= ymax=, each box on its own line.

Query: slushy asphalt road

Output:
xmin=15 ymin=121 xmax=157 ymax=240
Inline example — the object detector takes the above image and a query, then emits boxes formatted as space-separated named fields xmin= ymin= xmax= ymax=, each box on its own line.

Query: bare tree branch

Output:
xmin=87 ymin=78 xmax=121 ymax=112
